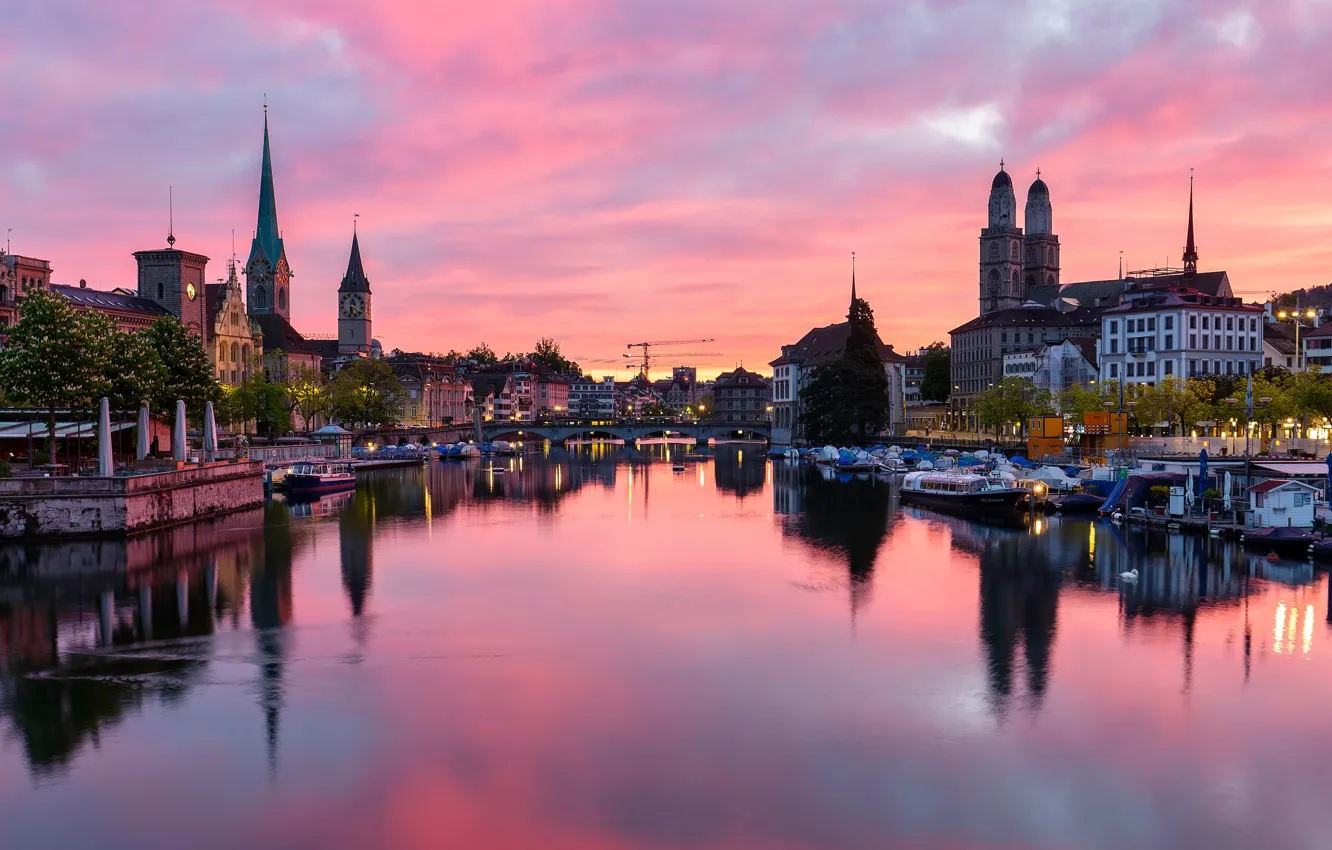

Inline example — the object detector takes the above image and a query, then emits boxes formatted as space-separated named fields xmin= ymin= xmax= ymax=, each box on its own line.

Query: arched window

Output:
xmin=1010 ymin=242 xmax=1019 ymax=260
xmin=987 ymin=269 xmax=1000 ymax=296
xmin=1047 ymin=274 xmax=1056 ymax=286
xmin=1026 ymin=247 xmax=1035 ymax=264
xmin=218 ymin=342 xmax=227 ymax=363
xmin=1025 ymin=275 xmax=1036 ymax=290
xmin=1047 ymin=247 xmax=1055 ymax=264
xmin=989 ymin=243 xmax=999 ymax=260
xmin=278 ymin=288 xmax=287 ymax=310
xmin=241 ymin=344 xmax=249 ymax=364
xmin=231 ymin=342 xmax=240 ymax=363
xmin=157 ymin=281 xmax=165 ymax=299
xmin=255 ymin=286 xmax=268 ymax=309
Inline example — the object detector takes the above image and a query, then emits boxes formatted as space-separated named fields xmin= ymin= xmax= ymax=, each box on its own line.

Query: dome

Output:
xmin=1028 ymin=176 xmax=1049 ymax=198
xmin=991 ymin=169 xmax=1013 ymax=191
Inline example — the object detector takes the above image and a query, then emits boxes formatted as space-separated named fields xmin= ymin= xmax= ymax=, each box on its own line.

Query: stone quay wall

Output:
xmin=0 ymin=461 xmax=264 ymax=538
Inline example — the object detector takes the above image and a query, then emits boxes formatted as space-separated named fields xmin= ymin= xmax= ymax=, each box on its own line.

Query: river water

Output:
xmin=2 ymin=445 xmax=1331 ymax=849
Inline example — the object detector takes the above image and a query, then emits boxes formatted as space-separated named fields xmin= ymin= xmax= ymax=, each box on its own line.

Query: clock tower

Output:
xmin=337 ymin=229 xmax=372 ymax=355
xmin=245 ymin=107 xmax=292 ymax=320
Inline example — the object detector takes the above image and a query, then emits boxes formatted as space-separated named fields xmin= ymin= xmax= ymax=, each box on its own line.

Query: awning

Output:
xmin=1252 ymin=462 xmax=1328 ymax=477
xmin=0 ymin=421 xmax=137 ymax=438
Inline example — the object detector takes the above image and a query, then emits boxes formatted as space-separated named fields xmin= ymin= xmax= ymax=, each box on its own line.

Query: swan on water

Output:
xmin=1119 ymin=569 xmax=1139 ymax=582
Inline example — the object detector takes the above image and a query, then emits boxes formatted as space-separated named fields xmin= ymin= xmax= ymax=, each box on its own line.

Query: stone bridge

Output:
xmin=481 ymin=421 xmax=770 ymax=445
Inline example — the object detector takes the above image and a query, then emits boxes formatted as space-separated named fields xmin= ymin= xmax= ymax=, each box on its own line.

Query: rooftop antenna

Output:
xmin=354 ymin=212 xmax=359 ymax=234
xmin=167 ymin=186 xmax=176 ymax=248
xmin=1119 ymin=250 xmax=1124 ymax=280
xmin=5 ymin=229 xmax=10 ymax=255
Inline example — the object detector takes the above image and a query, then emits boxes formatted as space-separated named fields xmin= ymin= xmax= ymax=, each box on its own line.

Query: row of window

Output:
xmin=1106 ymin=359 xmax=1261 ymax=379
xmin=1108 ymin=334 xmax=1259 ymax=354
xmin=1108 ymin=314 xmax=1259 ymax=335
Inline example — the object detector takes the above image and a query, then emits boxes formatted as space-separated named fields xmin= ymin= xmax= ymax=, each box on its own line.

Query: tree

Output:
xmin=0 ymin=289 xmax=112 ymax=464
xmin=466 ymin=343 xmax=499 ymax=365
xmin=799 ymin=297 xmax=890 ymax=444
xmin=973 ymin=377 xmax=1054 ymax=436
xmin=277 ymin=363 xmax=331 ymax=431
xmin=1057 ymin=382 xmax=1106 ymax=417
xmin=106 ymin=327 xmax=168 ymax=414
xmin=919 ymin=342 xmax=951 ymax=403
xmin=329 ymin=359 xmax=404 ymax=428
xmin=529 ymin=337 xmax=581 ymax=375
xmin=144 ymin=315 xmax=218 ymax=419
xmin=1133 ymin=377 xmax=1203 ymax=435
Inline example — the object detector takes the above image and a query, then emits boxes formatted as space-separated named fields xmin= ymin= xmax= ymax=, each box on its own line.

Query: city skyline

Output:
xmin=3 ymin=2 xmax=1330 ymax=377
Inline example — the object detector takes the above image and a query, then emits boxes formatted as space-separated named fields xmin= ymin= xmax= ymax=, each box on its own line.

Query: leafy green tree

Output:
xmin=329 ymin=359 xmax=404 ymax=428
xmin=106 ymin=326 xmax=168 ymax=414
xmin=277 ymin=363 xmax=330 ymax=431
xmin=144 ymin=315 xmax=218 ymax=419
xmin=1133 ymin=377 xmax=1204 ymax=435
xmin=974 ymin=377 xmax=1054 ymax=436
xmin=1057 ymin=382 xmax=1107 ymax=417
xmin=0 ymin=289 xmax=112 ymax=464
xmin=799 ymin=297 xmax=890 ymax=444
xmin=919 ymin=342 xmax=951 ymax=403
xmin=466 ymin=343 xmax=499 ymax=365
xmin=529 ymin=337 xmax=581 ymax=375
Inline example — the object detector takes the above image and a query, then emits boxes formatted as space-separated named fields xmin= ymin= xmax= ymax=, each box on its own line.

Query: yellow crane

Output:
xmin=624 ymin=339 xmax=718 ymax=380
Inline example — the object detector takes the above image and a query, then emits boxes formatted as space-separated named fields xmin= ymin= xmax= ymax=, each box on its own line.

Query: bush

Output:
xmin=0 ymin=461 xmax=12 ymax=479
xmin=1202 ymin=488 xmax=1221 ymax=501
xmin=1148 ymin=484 xmax=1170 ymax=506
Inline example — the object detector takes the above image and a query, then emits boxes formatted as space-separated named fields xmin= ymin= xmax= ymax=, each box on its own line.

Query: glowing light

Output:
xmin=1088 ymin=523 xmax=1096 ymax=560
xmin=1303 ymin=604 xmax=1315 ymax=656
xmin=1287 ymin=605 xmax=1299 ymax=654
xmin=1275 ymin=602 xmax=1287 ymax=652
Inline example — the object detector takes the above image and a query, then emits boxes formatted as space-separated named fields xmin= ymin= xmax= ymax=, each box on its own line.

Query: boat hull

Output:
xmin=1241 ymin=528 xmax=1313 ymax=559
xmin=899 ymin=488 xmax=1028 ymax=517
xmin=286 ymin=476 xmax=357 ymax=498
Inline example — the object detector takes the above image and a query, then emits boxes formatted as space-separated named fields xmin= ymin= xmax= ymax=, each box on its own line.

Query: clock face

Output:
xmin=341 ymin=293 xmax=365 ymax=318
xmin=249 ymin=259 xmax=271 ymax=284
xmin=186 ymin=282 xmax=197 ymax=301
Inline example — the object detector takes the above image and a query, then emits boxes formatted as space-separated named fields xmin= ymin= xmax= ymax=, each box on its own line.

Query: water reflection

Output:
xmin=6 ymin=455 xmax=1332 ymax=848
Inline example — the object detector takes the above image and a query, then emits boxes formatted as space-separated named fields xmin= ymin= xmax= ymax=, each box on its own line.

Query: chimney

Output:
xmin=79 ymin=279 xmax=87 ymax=288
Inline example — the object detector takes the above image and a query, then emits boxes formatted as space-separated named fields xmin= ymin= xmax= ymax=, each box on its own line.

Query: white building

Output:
xmin=568 ymin=376 xmax=615 ymax=418
xmin=1001 ymin=351 xmax=1037 ymax=380
xmin=1033 ymin=337 xmax=1099 ymax=401
xmin=1098 ymin=285 xmax=1262 ymax=386
xmin=1247 ymin=479 xmax=1319 ymax=528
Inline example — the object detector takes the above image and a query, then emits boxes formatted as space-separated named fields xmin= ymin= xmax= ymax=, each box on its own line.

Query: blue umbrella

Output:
xmin=1198 ymin=447 xmax=1209 ymax=497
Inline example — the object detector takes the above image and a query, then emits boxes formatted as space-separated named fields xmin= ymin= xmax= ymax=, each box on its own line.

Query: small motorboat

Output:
xmin=285 ymin=461 xmax=357 ymax=498
xmin=1048 ymin=492 xmax=1103 ymax=514
xmin=672 ymin=462 xmax=686 ymax=473
xmin=1240 ymin=526 xmax=1314 ymax=559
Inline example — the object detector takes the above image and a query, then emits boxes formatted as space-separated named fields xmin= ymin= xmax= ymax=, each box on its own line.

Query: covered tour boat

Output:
xmin=899 ymin=470 xmax=1029 ymax=517
xmin=285 ymin=461 xmax=357 ymax=497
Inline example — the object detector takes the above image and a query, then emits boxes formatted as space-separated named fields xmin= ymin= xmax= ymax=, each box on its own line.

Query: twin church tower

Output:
xmin=243 ymin=108 xmax=373 ymax=356
xmin=978 ymin=162 xmax=1060 ymax=316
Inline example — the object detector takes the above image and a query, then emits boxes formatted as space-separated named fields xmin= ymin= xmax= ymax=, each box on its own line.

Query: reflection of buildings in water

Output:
xmin=0 ymin=507 xmax=267 ymax=777
xmin=975 ymin=531 xmax=1060 ymax=716
xmin=780 ymin=466 xmax=892 ymax=617
xmin=340 ymin=489 xmax=375 ymax=617
xmin=713 ymin=445 xmax=765 ymax=499
xmin=771 ymin=460 xmax=804 ymax=515
xmin=250 ymin=500 xmax=295 ymax=779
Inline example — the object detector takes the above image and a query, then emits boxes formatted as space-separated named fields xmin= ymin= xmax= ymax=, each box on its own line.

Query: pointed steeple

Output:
xmin=1182 ymin=169 xmax=1198 ymax=275
xmin=848 ymin=251 xmax=857 ymax=317
xmin=339 ymin=230 xmax=371 ymax=293
xmin=254 ymin=107 xmax=282 ymax=268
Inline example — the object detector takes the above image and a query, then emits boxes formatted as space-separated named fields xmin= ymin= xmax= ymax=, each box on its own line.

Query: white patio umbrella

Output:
xmin=173 ymin=399 xmax=187 ymax=462
xmin=97 ymin=397 xmax=114 ymax=476
xmin=203 ymin=401 xmax=218 ymax=463
xmin=1223 ymin=471 xmax=1233 ymax=511
xmin=1185 ymin=471 xmax=1195 ymax=509
xmin=136 ymin=402 xmax=150 ymax=460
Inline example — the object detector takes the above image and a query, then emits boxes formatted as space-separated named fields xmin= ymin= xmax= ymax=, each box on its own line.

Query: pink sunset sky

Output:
xmin=3 ymin=0 xmax=1331 ymax=378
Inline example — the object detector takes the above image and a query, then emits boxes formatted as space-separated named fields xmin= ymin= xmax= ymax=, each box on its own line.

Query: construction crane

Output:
xmin=624 ymin=339 xmax=717 ymax=380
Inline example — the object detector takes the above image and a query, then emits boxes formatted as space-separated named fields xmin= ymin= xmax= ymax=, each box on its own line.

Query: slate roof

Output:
xmin=339 ymin=232 xmax=370 ymax=293
xmin=1029 ymin=271 xmax=1233 ymax=312
xmin=950 ymin=304 xmax=1099 ymax=335
xmin=251 ymin=312 xmax=320 ymax=356
xmin=771 ymin=321 xmax=906 ymax=367
xmin=1265 ymin=321 xmax=1301 ymax=351
xmin=50 ymin=283 xmax=169 ymax=317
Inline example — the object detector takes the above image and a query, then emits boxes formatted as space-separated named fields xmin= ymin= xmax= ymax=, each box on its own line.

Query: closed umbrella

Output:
xmin=1185 ymin=470 xmax=1195 ymax=510
xmin=97 ymin=397 xmax=114 ymax=476
xmin=173 ymin=399 xmax=187 ymax=462
xmin=1223 ymin=471 xmax=1232 ymax=511
xmin=203 ymin=401 xmax=218 ymax=463
xmin=1198 ymin=448 xmax=1209 ymax=499
xmin=136 ymin=403 xmax=150 ymax=460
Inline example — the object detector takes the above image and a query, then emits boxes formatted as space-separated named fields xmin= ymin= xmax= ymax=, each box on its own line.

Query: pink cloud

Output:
xmin=2 ymin=0 xmax=1332 ymax=375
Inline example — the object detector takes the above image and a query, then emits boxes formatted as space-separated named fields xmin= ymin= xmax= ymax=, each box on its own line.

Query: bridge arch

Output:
xmin=480 ymin=421 xmax=770 ymax=445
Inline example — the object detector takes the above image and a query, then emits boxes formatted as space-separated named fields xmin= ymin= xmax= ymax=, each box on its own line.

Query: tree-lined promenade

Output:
xmin=970 ymin=369 xmax=1332 ymax=441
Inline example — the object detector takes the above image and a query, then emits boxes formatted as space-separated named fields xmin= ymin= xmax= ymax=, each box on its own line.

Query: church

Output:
xmin=948 ymin=162 xmax=1235 ymax=432
xmin=243 ymin=108 xmax=377 ymax=379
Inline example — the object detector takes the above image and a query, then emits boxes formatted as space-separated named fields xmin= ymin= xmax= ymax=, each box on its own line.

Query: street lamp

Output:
xmin=1276 ymin=305 xmax=1319 ymax=372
